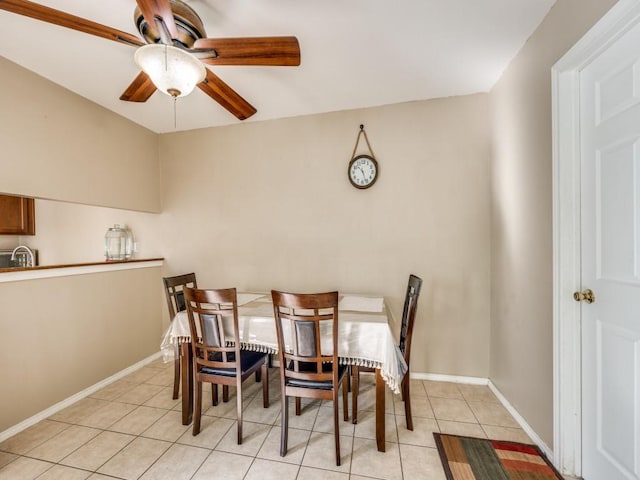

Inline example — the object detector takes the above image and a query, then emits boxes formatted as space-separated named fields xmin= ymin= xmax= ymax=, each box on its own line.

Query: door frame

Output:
xmin=552 ymin=0 xmax=640 ymax=475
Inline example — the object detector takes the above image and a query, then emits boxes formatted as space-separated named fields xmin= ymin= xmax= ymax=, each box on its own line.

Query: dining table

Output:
xmin=160 ymin=292 xmax=407 ymax=452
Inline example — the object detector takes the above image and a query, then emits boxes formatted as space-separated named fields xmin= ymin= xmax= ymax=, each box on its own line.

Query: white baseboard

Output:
xmin=410 ymin=371 xmax=489 ymax=386
xmin=0 ymin=351 xmax=163 ymax=443
xmin=409 ymin=372 xmax=553 ymax=461
xmin=487 ymin=380 xmax=553 ymax=460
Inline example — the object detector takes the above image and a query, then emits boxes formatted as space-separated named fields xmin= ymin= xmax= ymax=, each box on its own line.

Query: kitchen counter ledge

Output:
xmin=0 ymin=258 xmax=164 ymax=283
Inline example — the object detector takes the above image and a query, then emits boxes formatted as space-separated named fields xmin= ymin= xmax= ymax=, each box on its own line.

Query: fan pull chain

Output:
xmin=173 ymin=96 xmax=177 ymax=129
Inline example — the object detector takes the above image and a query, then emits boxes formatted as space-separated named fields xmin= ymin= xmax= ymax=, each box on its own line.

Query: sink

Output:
xmin=0 ymin=249 xmax=38 ymax=268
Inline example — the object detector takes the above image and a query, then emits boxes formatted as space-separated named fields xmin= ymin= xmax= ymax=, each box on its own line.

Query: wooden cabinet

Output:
xmin=0 ymin=194 xmax=35 ymax=235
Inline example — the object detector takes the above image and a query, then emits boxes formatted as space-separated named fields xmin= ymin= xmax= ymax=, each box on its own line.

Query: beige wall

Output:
xmin=488 ymin=0 xmax=617 ymax=447
xmin=159 ymin=95 xmax=492 ymax=378
xmin=0 ymin=56 xmax=161 ymax=213
xmin=0 ymin=266 xmax=163 ymax=432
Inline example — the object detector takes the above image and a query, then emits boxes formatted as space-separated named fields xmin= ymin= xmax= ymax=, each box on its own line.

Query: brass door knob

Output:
xmin=573 ymin=289 xmax=595 ymax=304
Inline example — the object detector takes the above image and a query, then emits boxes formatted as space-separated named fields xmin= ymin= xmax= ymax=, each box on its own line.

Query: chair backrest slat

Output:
xmin=163 ymin=273 xmax=198 ymax=319
xmin=399 ymin=274 xmax=423 ymax=367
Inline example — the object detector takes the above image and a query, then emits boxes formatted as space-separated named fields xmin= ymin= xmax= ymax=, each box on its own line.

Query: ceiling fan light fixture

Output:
xmin=134 ymin=44 xmax=205 ymax=98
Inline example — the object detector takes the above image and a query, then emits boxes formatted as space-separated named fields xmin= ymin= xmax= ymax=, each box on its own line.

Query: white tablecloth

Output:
xmin=160 ymin=294 xmax=407 ymax=393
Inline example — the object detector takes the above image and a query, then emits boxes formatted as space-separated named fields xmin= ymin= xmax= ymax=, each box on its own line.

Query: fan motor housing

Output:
xmin=134 ymin=0 xmax=206 ymax=48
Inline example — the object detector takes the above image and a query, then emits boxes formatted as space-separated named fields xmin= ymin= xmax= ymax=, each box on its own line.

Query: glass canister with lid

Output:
xmin=104 ymin=224 xmax=129 ymax=261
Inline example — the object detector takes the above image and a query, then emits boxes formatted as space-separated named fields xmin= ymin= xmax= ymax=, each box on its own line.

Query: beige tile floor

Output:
xmin=0 ymin=358 xmax=534 ymax=480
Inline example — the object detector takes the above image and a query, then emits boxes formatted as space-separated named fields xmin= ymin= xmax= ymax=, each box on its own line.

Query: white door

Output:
xmin=579 ymin=20 xmax=640 ymax=480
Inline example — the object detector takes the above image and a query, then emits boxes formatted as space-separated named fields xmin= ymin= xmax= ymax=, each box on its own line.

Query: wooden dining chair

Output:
xmin=271 ymin=290 xmax=349 ymax=466
xmin=352 ymin=274 xmax=423 ymax=430
xmin=163 ymin=272 xmax=198 ymax=399
xmin=184 ymin=287 xmax=269 ymax=444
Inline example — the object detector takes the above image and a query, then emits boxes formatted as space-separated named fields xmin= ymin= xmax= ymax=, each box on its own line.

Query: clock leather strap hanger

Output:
xmin=350 ymin=124 xmax=376 ymax=161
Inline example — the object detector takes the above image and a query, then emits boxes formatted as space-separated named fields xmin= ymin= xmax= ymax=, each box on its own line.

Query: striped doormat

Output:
xmin=433 ymin=433 xmax=563 ymax=480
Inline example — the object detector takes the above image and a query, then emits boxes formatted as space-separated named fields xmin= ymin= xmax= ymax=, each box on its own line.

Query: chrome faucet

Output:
xmin=11 ymin=245 xmax=35 ymax=268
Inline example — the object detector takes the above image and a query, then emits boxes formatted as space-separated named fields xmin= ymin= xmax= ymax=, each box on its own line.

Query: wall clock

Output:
xmin=348 ymin=154 xmax=379 ymax=189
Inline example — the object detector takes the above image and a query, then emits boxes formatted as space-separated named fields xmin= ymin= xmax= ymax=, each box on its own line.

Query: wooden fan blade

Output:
xmin=136 ymin=0 xmax=179 ymax=42
xmin=120 ymin=71 xmax=156 ymax=102
xmin=0 ymin=0 xmax=143 ymax=47
xmin=194 ymin=36 xmax=300 ymax=66
xmin=198 ymin=69 xmax=256 ymax=120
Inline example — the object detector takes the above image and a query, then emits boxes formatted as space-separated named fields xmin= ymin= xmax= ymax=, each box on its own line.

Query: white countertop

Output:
xmin=0 ymin=258 xmax=163 ymax=283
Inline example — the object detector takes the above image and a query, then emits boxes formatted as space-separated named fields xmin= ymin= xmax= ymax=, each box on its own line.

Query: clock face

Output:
xmin=348 ymin=155 xmax=378 ymax=189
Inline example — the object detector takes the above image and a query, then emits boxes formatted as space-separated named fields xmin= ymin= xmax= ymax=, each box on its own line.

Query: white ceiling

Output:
xmin=0 ymin=0 xmax=556 ymax=133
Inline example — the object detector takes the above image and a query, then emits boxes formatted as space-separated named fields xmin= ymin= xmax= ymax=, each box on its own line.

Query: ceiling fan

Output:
xmin=0 ymin=0 xmax=301 ymax=120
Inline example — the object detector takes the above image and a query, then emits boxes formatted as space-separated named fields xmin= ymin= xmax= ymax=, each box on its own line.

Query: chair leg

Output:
xmin=172 ymin=343 xmax=181 ymax=400
xmin=280 ymin=395 xmax=289 ymax=457
xmin=342 ymin=376 xmax=349 ymax=421
xmin=181 ymin=342 xmax=193 ymax=426
xmin=236 ymin=379 xmax=243 ymax=444
xmin=193 ymin=379 xmax=202 ymax=436
xmin=223 ymin=385 xmax=230 ymax=402
xmin=351 ymin=366 xmax=359 ymax=424
xmin=333 ymin=392 xmax=341 ymax=466
xmin=402 ymin=375 xmax=413 ymax=431
xmin=255 ymin=369 xmax=262 ymax=383
xmin=295 ymin=397 xmax=301 ymax=416
xmin=262 ymin=363 xmax=269 ymax=408
xmin=211 ymin=384 xmax=218 ymax=406
xmin=346 ymin=365 xmax=351 ymax=392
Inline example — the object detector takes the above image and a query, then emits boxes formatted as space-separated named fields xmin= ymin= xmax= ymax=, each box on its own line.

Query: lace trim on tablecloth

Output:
xmin=342 ymin=357 xmax=403 ymax=394
xmin=237 ymin=342 xmax=277 ymax=355
xmin=237 ymin=342 xmax=403 ymax=394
